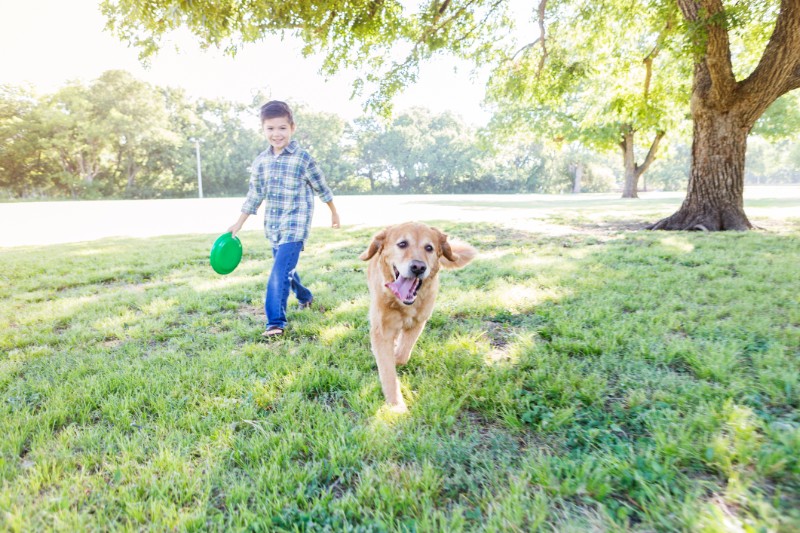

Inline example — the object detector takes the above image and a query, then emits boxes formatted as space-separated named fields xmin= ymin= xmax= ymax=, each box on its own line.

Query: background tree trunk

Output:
xmin=621 ymin=128 xmax=638 ymax=198
xmin=572 ymin=164 xmax=582 ymax=193
xmin=621 ymin=127 xmax=662 ymax=199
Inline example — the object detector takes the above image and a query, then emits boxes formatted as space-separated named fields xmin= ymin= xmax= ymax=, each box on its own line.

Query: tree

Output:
xmin=187 ymin=98 xmax=263 ymax=197
xmin=486 ymin=1 xmax=688 ymax=199
xmin=89 ymin=71 xmax=177 ymax=195
xmin=42 ymin=82 xmax=110 ymax=196
xmin=350 ymin=117 xmax=387 ymax=192
xmin=293 ymin=105 xmax=356 ymax=193
xmin=648 ymin=0 xmax=800 ymax=230
xmin=355 ymin=108 xmax=481 ymax=193
xmin=0 ymin=85 xmax=59 ymax=197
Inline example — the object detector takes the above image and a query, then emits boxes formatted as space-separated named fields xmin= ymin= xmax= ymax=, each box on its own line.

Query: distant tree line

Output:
xmin=2 ymin=70 xmax=799 ymax=200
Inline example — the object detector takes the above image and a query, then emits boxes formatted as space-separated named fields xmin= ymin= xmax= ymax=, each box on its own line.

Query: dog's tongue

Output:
xmin=386 ymin=276 xmax=417 ymax=301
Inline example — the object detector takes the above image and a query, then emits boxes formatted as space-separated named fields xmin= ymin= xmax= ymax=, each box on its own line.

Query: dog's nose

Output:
xmin=409 ymin=261 xmax=427 ymax=277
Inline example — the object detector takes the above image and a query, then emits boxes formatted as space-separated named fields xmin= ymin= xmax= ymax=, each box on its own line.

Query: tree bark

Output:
xmin=621 ymin=126 xmax=664 ymax=199
xmin=649 ymin=109 xmax=752 ymax=230
xmin=572 ymin=164 xmax=582 ymax=193
xmin=621 ymin=128 xmax=638 ymax=199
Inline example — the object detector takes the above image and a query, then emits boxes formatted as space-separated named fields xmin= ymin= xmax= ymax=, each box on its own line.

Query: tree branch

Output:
xmin=643 ymin=56 xmax=654 ymax=101
xmin=737 ymin=0 xmax=800 ymax=124
xmin=509 ymin=0 xmax=548 ymax=75
xmin=677 ymin=0 xmax=737 ymax=106
xmin=642 ymin=21 xmax=673 ymax=100
xmin=635 ymin=130 xmax=665 ymax=178
xmin=534 ymin=0 xmax=548 ymax=75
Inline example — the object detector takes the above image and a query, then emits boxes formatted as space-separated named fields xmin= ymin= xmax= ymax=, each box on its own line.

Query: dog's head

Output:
xmin=360 ymin=222 xmax=476 ymax=305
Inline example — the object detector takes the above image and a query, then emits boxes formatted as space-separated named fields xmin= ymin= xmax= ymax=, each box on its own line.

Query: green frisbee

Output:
xmin=210 ymin=232 xmax=243 ymax=275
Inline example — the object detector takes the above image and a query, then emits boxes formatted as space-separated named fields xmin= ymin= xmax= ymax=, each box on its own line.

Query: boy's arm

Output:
xmin=326 ymin=200 xmax=340 ymax=229
xmin=229 ymin=156 xmax=265 ymax=238
xmin=228 ymin=212 xmax=250 ymax=238
xmin=305 ymin=157 xmax=338 ymax=228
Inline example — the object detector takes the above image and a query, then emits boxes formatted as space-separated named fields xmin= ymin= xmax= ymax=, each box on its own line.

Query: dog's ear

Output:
xmin=433 ymin=227 xmax=457 ymax=262
xmin=359 ymin=229 xmax=387 ymax=261
xmin=434 ymin=227 xmax=477 ymax=270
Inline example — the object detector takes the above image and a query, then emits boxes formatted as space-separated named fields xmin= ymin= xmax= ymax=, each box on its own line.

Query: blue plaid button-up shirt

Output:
xmin=241 ymin=140 xmax=334 ymax=246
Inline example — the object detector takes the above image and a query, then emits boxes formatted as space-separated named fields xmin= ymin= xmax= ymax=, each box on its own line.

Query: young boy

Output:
xmin=228 ymin=100 xmax=340 ymax=338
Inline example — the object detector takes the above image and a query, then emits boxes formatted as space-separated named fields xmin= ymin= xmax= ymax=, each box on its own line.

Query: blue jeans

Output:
xmin=265 ymin=241 xmax=313 ymax=329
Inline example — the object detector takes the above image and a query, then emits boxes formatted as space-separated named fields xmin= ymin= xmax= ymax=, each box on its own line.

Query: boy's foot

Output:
xmin=297 ymin=297 xmax=313 ymax=310
xmin=261 ymin=326 xmax=284 ymax=339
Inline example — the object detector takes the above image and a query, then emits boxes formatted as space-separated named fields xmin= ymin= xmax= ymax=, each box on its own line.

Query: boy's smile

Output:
xmin=262 ymin=116 xmax=296 ymax=154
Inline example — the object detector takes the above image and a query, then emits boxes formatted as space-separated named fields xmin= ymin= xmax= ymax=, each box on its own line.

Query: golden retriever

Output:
xmin=360 ymin=222 xmax=476 ymax=410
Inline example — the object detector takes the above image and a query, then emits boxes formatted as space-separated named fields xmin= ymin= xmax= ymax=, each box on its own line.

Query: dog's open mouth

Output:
xmin=385 ymin=266 xmax=423 ymax=305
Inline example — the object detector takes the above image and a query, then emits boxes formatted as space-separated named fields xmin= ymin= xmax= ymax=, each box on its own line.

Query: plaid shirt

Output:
xmin=241 ymin=140 xmax=334 ymax=246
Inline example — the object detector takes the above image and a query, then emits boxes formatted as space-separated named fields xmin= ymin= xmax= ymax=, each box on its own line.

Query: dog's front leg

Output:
xmin=371 ymin=324 xmax=406 ymax=409
xmin=395 ymin=319 xmax=427 ymax=366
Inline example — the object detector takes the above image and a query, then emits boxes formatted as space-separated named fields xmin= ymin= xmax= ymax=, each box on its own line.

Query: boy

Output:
xmin=228 ymin=100 xmax=340 ymax=338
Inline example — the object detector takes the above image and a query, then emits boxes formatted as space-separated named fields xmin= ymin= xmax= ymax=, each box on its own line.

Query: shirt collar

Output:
xmin=271 ymin=140 xmax=299 ymax=156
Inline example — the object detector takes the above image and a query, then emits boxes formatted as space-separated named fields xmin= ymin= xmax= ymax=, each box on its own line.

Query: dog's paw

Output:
xmin=388 ymin=401 xmax=408 ymax=414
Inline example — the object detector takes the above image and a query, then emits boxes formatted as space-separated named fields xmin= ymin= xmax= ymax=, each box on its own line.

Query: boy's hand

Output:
xmin=331 ymin=212 xmax=340 ymax=229
xmin=227 ymin=222 xmax=243 ymax=238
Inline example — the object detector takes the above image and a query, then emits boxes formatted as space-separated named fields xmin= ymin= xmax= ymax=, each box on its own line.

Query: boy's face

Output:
xmin=262 ymin=115 xmax=295 ymax=153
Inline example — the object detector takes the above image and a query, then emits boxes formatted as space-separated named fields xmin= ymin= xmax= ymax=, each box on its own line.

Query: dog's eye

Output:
xmin=425 ymin=244 xmax=434 ymax=252
xmin=397 ymin=241 xmax=408 ymax=249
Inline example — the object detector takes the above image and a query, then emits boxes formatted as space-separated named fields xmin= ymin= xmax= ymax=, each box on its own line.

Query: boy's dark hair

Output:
xmin=260 ymin=100 xmax=294 ymax=125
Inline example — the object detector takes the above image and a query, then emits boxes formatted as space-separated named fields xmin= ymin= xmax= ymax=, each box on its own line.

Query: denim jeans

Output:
xmin=265 ymin=241 xmax=313 ymax=329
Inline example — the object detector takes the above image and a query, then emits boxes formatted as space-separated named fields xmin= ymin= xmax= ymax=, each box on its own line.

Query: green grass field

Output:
xmin=1 ymin=198 xmax=799 ymax=531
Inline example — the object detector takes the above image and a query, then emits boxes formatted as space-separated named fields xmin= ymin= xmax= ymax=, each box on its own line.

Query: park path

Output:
xmin=1 ymin=187 xmax=795 ymax=248
xmin=0 ymin=194 xmax=572 ymax=247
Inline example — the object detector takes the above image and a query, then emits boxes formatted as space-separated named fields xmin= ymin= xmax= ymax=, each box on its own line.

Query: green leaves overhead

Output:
xmin=486 ymin=0 xmax=690 ymax=151
xmin=101 ymin=0 xmax=511 ymax=114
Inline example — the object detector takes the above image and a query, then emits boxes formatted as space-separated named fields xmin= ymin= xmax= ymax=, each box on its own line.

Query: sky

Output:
xmin=0 ymin=0 xmax=493 ymax=125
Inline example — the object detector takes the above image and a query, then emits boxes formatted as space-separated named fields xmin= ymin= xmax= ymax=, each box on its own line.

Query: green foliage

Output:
xmin=1 ymin=198 xmax=799 ymax=529
xmin=349 ymin=107 xmax=483 ymax=193
xmin=0 ymin=84 xmax=57 ymax=197
xmin=292 ymin=105 xmax=356 ymax=194
xmin=101 ymin=0 xmax=511 ymax=116
xmin=0 ymin=73 xmax=263 ymax=199
xmin=3 ymin=68 xmax=798 ymax=201
xmin=484 ymin=0 xmax=692 ymax=193
xmin=753 ymin=91 xmax=800 ymax=141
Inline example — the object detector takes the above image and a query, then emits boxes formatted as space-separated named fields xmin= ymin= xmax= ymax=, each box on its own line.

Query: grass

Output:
xmin=1 ymin=201 xmax=799 ymax=531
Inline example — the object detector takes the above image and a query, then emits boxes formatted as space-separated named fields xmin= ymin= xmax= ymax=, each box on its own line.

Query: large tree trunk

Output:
xmin=649 ymin=110 xmax=752 ymax=230
xmin=651 ymin=0 xmax=800 ymax=231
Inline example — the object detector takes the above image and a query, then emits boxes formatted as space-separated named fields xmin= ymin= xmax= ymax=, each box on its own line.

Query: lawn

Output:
xmin=1 ymin=199 xmax=799 ymax=531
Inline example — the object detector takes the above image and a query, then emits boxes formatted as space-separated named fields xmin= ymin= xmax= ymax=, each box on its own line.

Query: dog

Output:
xmin=359 ymin=222 xmax=476 ymax=410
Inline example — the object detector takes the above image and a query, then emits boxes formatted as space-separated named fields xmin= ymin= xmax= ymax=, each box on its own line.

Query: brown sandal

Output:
xmin=261 ymin=327 xmax=284 ymax=339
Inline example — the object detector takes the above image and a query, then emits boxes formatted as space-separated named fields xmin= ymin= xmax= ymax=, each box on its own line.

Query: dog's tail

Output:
xmin=440 ymin=239 xmax=477 ymax=269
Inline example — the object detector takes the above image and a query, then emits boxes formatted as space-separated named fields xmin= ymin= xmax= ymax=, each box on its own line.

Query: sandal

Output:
xmin=261 ymin=326 xmax=284 ymax=339
xmin=297 ymin=298 xmax=313 ymax=310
